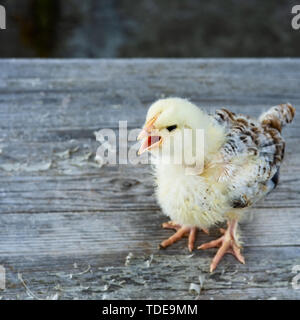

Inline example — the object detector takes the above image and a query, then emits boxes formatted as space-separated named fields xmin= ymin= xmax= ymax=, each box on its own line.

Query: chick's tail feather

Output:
xmin=259 ymin=103 xmax=295 ymax=132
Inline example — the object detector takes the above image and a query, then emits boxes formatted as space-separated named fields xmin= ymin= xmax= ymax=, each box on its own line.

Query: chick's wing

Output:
xmin=212 ymin=108 xmax=285 ymax=208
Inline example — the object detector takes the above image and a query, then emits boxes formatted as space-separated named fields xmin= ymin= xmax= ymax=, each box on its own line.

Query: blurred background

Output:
xmin=0 ymin=0 xmax=299 ymax=58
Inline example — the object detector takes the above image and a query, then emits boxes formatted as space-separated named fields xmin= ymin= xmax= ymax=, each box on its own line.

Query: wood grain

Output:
xmin=0 ymin=59 xmax=299 ymax=300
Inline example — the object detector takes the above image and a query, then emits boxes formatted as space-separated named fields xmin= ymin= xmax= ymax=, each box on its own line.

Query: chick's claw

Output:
xmin=198 ymin=220 xmax=245 ymax=272
xmin=161 ymin=221 xmax=182 ymax=231
xmin=160 ymin=221 xmax=208 ymax=252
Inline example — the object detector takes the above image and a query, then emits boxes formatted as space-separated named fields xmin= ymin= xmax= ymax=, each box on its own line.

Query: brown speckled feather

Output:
xmin=213 ymin=103 xmax=295 ymax=208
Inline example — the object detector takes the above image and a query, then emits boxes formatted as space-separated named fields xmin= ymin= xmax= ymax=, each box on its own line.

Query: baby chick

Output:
xmin=138 ymin=98 xmax=295 ymax=272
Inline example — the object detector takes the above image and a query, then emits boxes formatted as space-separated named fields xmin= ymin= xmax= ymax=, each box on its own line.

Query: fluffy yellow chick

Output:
xmin=138 ymin=97 xmax=295 ymax=272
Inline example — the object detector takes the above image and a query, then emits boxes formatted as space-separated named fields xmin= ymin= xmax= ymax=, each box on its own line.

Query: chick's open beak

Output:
xmin=137 ymin=114 xmax=162 ymax=155
xmin=138 ymin=135 xmax=162 ymax=155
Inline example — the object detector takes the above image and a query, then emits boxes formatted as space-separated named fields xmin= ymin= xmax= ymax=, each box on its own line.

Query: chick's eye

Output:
xmin=166 ymin=125 xmax=177 ymax=132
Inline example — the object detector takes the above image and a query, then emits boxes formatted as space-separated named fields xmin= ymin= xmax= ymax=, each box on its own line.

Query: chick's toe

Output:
xmin=160 ymin=222 xmax=209 ymax=252
xmin=198 ymin=219 xmax=245 ymax=272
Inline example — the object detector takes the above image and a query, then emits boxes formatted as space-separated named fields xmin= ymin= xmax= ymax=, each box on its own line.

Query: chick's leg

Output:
xmin=160 ymin=221 xmax=208 ymax=252
xmin=198 ymin=219 xmax=245 ymax=272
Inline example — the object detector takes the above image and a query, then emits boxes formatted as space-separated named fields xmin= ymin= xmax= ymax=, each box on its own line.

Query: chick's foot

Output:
xmin=159 ymin=221 xmax=209 ymax=252
xmin=198 ymin=220 xmax=245 ymax=272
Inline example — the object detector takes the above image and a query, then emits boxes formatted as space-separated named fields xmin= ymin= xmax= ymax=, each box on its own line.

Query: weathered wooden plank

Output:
xmin=0 ymin=163 xmax=299 ymax=214
xmin=0 ymin=59 xmax=299 ymax=300
xmin=0 ymin=208 xmax=300 ymax=258
xmin=0 ymin=60 xmax=300 ymax=132
xmin=0 ymin=137 xmax=298 ymax=213
xmin=1 ymin=248 xmax=300 ymax=300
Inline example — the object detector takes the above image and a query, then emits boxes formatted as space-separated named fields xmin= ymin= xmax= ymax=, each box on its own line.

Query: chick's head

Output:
xmin=137 ymin=98 xmax=210 ymax=164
